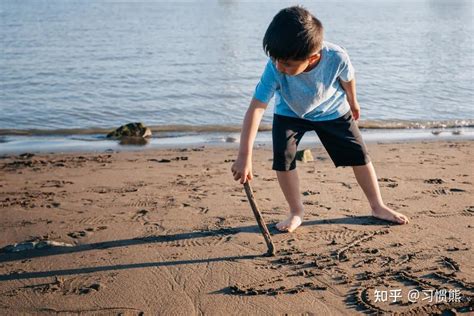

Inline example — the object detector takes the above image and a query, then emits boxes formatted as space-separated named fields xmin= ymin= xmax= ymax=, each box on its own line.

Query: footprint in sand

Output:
xmin=67 ymin=230 xmax=88 ymax=239
xmin=126 ymin=199 xmax=158 ymax=208
xmin=132 ymin=209 xmax=165 ymax=235
xmin=463 ymin=206 xmax=474 ymax=216
xmin=425 ymin=187 xmax=467 ymax=195
xmin=424 ymin=208 xmax=474 ymax=218
xmin=198 ymin=206 xmax=209 ymax=214
xmin=40 ymin=180 xmax=74 ymax=188
xmin=302 ymin=190 xmax=320 ymax=196
xmin=424 ymin=178 xmax=446 ymax=184
xmin=85 ymin=226 xmax=108 ymax=232
xmin=378 ymin=177 xmax=397 ymax=183
xmin=67 ymin=226 xmax=107 ymax=239
xmin=91 ymin=186 xmax=139 ymax=194
xmin=378 ymin=178 xmax=399 ymax=188
xmin=78 ymin=215 xmax=116 ymax=225
xmin=91 ymin=187 xmax=113 ymax=194
xmin=20 ymin=275 xmax=107 ymax=296
xmin=132 ymin=209 xmax=150 ymax=223
xmin=1 ymin=191 xmax=61 ymax=209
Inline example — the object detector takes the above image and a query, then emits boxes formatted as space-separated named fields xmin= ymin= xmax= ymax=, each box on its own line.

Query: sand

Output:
xmin=0 ymin=140 xmax=472 ymax=315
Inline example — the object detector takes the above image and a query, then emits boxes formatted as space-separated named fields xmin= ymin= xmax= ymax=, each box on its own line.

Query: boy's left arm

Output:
xmin=339 ymin=77 xmax=360 ymax=120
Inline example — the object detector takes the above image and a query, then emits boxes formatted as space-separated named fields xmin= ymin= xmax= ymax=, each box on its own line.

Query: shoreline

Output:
xmin=0 ymin=140 xmax=473 ymax=314
xmin=1 ymin=127 xmax=473 ymax=155
xmin=1 ymin=118 xmax=473 ymax=136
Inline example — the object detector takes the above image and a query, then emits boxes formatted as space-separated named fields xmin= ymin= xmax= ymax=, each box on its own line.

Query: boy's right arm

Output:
xmin=231 ymin=97 xmax=268 ymax=184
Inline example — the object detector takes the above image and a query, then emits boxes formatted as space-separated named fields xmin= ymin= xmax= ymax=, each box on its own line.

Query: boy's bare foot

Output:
xmin=371 ymin=205 xmax=409 ymax=224
xmin=276 ymin=212 xmax=304 ymax=232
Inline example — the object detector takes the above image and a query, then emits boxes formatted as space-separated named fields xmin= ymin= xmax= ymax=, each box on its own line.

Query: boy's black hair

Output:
xmin=263 ymin=6 xmax=323 ymax=61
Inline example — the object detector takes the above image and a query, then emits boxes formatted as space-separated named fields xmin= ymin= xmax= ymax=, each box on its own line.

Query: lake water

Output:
xmin=0 ymin=0 xmax=473 ymax=144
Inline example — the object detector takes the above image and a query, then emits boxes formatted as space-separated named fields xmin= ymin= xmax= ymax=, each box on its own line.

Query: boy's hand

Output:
xmin=231 ymin=156 xmax=253 ymax=184
xmin=350 ymin=101 xmax=361 ymax=121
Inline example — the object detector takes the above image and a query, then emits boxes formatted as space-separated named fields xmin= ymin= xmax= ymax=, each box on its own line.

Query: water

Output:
xmin=0 ymin=0 xmax=473 ymax=138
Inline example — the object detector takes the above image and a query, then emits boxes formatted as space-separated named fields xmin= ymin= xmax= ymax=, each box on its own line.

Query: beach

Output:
xmin=1 ymin=0 xmax=472 ymax=314
xmin=0 ymin=140 xmax=472 ymax=315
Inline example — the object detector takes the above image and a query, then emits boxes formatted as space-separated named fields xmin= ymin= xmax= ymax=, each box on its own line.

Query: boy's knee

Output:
xmin=272 ymin=152 xmax=297 ymax=171
xmin=272 ymin=165 xmax=297 ymax=172
xmin=272 ymin=142 xmax=298 ymax=170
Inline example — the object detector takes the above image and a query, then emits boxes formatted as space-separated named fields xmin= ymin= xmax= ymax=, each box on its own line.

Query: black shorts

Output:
xmin=272 ymin=111 xmax=370 ymax=171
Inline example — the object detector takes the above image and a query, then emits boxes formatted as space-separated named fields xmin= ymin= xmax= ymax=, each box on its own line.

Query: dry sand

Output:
xmin=0 ymin=140 xmax=472 ymax=315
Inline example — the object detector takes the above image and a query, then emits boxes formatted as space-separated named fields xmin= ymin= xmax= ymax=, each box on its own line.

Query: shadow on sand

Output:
xmin=0 ymin=215 xmax=392 ymax=281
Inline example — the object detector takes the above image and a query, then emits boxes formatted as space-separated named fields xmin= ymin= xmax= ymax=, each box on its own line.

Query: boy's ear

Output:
xmin=309 ymin=53 xmax=321 ymax=63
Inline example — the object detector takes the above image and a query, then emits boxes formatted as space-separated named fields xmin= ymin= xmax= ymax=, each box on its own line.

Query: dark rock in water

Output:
xmin=107 ymin=122 xmax=152 ymax=139
xmin=19 ymin=153 xmax=35 ymax=159
xmin=119 ymin=137 xmax=150 ymax=146
xmin=225 ymin=136 xmax=238 ymax=143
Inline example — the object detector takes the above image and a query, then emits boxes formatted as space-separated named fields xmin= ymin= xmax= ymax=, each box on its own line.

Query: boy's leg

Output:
xmin=352 ymin=162 xmax=409 ymax=224
xmin=314 ymin=111 xmax=409 ymax=225
xmin=271 ymin=115 xmax=309 ymax=232
xmin=275 ymin=169 xmax=305 ymax=232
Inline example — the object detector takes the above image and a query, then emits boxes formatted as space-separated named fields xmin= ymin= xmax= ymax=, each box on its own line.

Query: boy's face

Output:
xmin=273 ymin=53 xmax=321 ymax=76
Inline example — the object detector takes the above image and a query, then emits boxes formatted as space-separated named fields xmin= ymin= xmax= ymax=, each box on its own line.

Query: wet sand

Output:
xmin=0 ymin=140 xmax=473 ymax=315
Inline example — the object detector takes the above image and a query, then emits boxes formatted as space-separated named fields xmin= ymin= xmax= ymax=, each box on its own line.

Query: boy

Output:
xmin=231 ymin=6 xmax=409 ymax=233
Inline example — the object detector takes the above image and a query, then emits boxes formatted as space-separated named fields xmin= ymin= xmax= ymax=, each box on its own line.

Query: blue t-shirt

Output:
xmin=253 ymin=41 xmax=355 ymax=121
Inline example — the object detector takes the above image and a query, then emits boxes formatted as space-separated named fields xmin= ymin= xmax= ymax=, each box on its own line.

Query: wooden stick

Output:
xmin=243 ymin=181 xmax=276 ymax=256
